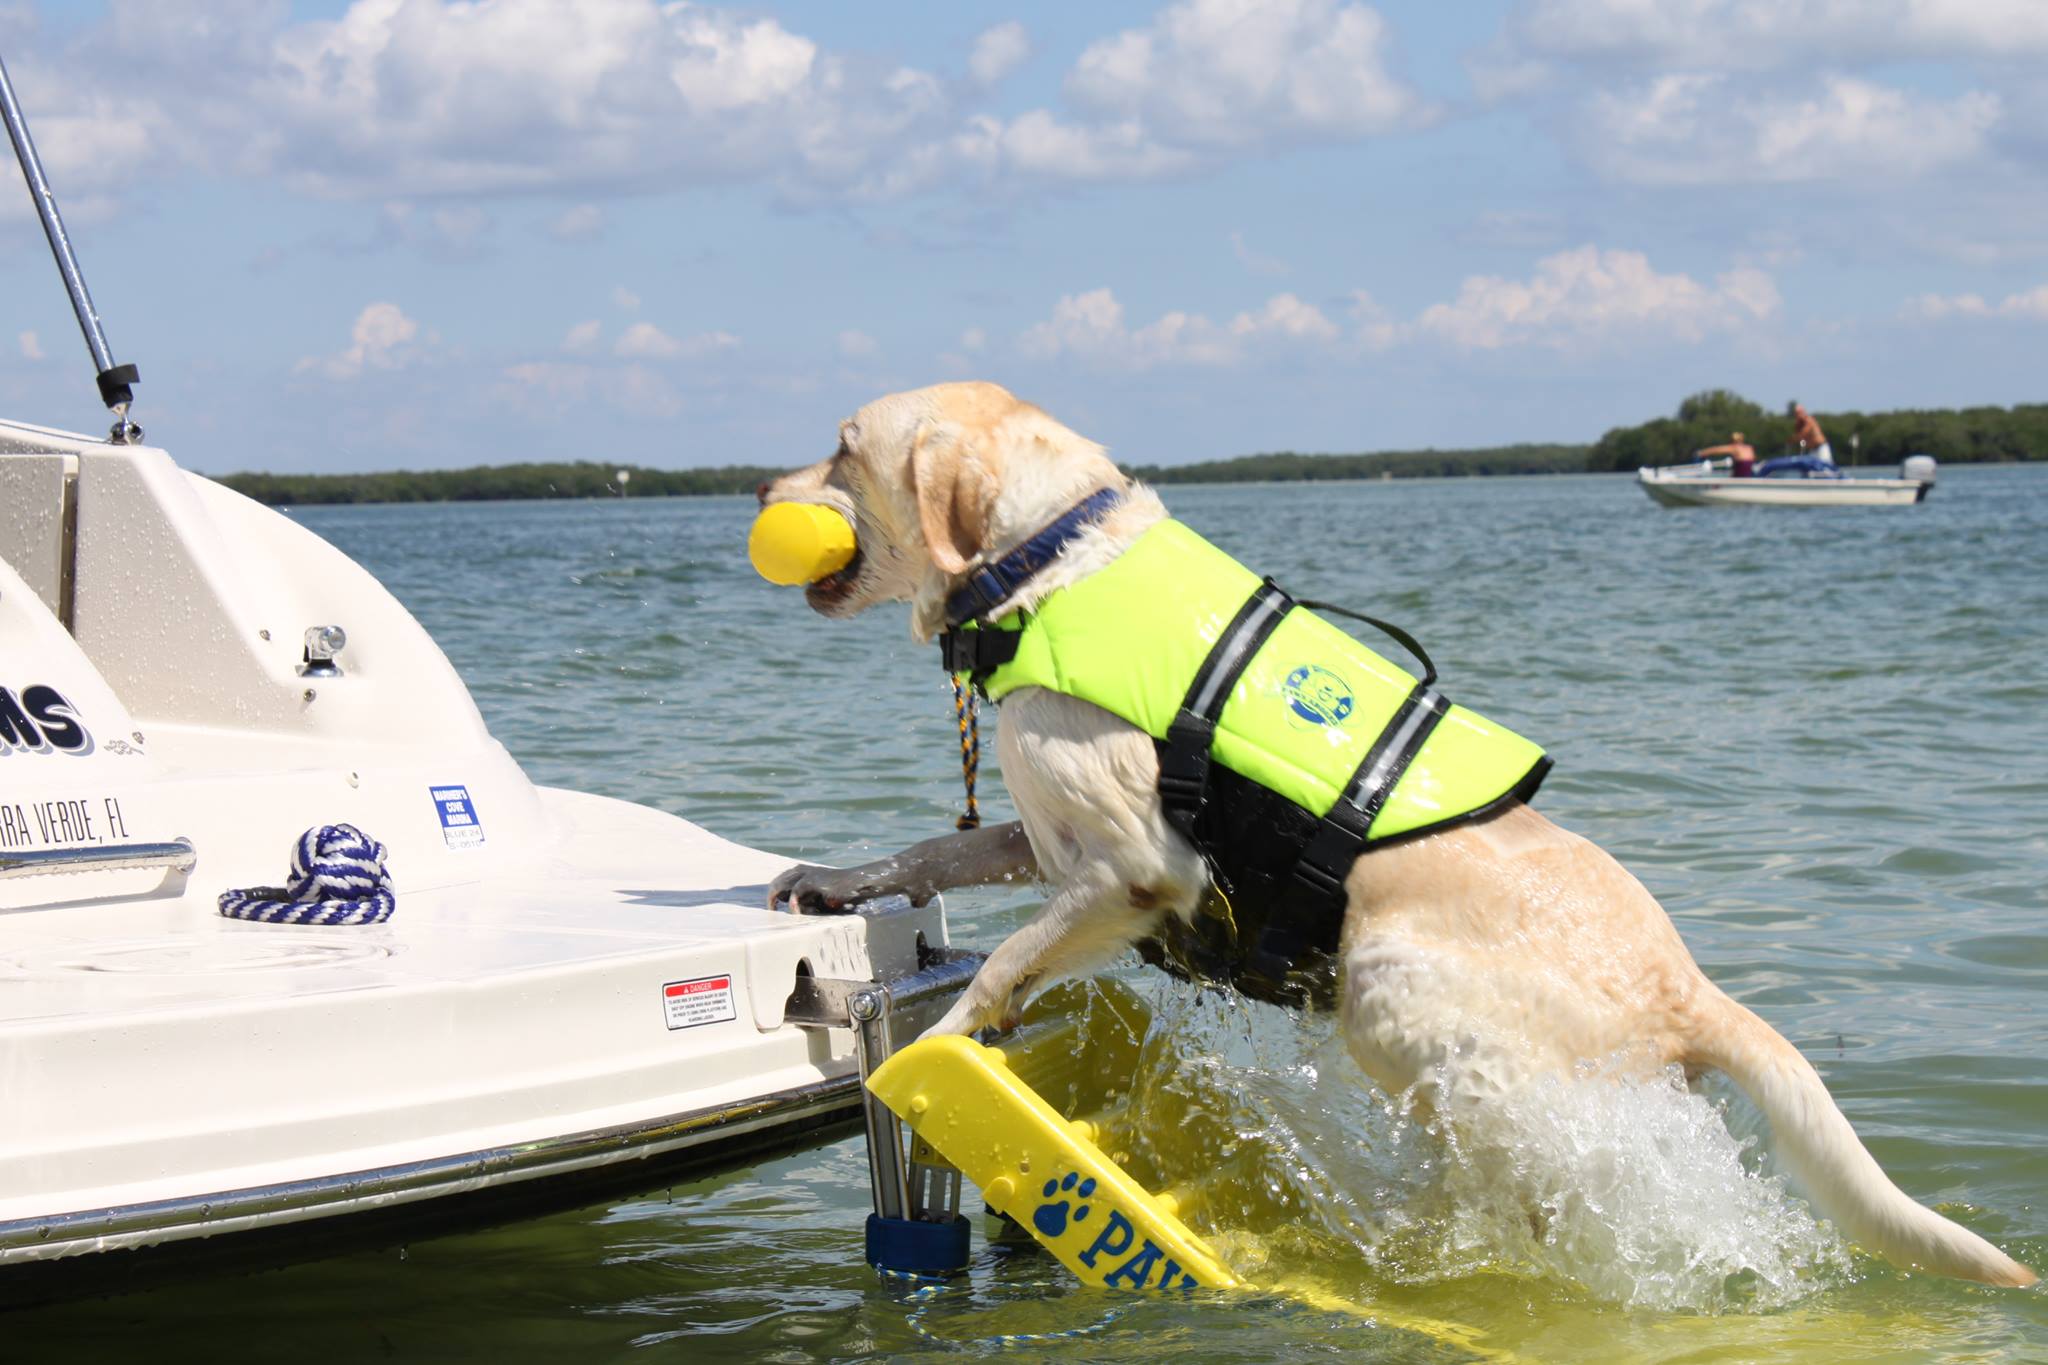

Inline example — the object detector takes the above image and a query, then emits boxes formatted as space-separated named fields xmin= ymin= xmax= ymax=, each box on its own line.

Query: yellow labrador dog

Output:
xmin=761 ymin=381 xmax=2032 ymax=1287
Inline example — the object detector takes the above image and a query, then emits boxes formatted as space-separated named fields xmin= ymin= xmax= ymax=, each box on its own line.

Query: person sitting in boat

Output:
xmin=1755 ymin=402 xmax=1842 ymax=478
xmin=1696 ymin=432 xmax=1757 ymax=477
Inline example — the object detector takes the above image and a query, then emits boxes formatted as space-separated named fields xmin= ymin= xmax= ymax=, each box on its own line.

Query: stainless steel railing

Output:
xmin=0 ymin=837 xmax=196 ymax=880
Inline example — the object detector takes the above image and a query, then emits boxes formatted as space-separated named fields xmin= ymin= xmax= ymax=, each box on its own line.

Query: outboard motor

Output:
xmin=1902 ymin=454 xmax=1938 ymax=485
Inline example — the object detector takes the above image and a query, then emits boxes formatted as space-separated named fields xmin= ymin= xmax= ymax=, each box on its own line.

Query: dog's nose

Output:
xmin=755 ymin=480 xmax=773 ymax=506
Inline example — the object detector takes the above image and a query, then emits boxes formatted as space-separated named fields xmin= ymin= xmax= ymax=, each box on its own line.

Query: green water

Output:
xmin=18 ymin=468 xmax=2046 ymax=1360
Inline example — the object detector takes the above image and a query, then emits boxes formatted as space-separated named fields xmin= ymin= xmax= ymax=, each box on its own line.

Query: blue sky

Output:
xmin=3 ymin=0 xmax=2046 ymax=474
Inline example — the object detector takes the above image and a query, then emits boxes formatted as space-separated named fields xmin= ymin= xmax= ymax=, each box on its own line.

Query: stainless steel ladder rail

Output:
xmin=785 ymin=943 xmax=982 ymax=1274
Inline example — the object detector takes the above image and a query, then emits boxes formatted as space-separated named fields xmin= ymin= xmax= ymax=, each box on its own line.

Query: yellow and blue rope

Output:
xmin=951 ymin=674 xmax=981 ymax=831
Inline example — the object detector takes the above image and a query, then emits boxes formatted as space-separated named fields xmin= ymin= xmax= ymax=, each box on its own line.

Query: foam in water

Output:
xmin=1117 ymin=986 xmax=1852 ymax=1313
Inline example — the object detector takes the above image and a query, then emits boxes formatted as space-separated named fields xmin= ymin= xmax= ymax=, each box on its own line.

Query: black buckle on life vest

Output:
xmin=1157 ymin=711 xmax=1215 ymax=836
xmin=1294 ymin=803 xmax=1369 ymax=903
xmin=938 ymin=626 xmax=1021 ymax=681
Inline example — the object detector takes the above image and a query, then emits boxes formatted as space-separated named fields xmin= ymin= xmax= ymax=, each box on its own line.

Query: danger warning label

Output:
xmin=662 ymin=975 xmax=738 ymax=1030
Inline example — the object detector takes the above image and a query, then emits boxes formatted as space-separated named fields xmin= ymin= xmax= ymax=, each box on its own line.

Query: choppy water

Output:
xmin=19 ymin=467 xmax=2047 ymax=1360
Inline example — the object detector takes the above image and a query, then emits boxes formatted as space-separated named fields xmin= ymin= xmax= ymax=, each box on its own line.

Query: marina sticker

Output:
xmin=430 ymin=784 xmax=484 ymax=848
xmin=663 ymin=975 xmax=738 ymax=1030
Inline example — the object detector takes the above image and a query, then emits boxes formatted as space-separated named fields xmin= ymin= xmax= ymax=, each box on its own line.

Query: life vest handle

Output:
xmin=1296 ymin=601 xmax=1437 ymax=688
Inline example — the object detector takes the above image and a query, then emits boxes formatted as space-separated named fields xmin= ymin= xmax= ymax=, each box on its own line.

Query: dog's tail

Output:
xmin=1689 ymin=991 xmax=2035 ymax=1287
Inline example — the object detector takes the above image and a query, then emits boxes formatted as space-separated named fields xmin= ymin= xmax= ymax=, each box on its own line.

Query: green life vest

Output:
xmin=954 ymin=517 xmax=1551 ymax=1008
xmin=979 ymin=519 xmax=1545 ymax=845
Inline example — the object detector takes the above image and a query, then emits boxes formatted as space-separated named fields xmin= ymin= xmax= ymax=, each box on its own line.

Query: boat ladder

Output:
xmin=783 ymin=943 xmax=983 ymax=1276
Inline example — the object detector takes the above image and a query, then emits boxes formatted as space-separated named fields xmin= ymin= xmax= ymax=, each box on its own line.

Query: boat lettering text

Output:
xmin=0 ymin=684 xmax=90 ymax=754
xmin=0 ymin=795 xmax=129 ymax=851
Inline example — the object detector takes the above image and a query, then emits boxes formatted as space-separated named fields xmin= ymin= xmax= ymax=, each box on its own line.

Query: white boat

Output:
xmin=0 ymin=56 xmax=971 ymax=1302
xmin=1637 ymin=454 xmax=1937 ymax=507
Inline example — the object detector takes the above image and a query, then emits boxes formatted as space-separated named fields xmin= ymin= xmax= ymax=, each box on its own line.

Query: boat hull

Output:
xmin=0 ymin=417 xmax=970 ymax=1296
xmin=1637 ymin=466 xmax=1932 ymax=507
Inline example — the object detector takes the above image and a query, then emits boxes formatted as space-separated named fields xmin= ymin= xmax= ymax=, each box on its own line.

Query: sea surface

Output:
xmin=18 ymin=466 xmax=2047 ymax=1361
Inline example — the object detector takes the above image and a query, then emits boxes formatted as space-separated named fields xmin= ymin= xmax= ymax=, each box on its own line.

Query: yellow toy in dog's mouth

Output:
xmin=748 ymin=503 xmax=857 ymax=585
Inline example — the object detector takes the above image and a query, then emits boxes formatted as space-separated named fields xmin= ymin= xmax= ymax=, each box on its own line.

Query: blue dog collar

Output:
xmin=943 ymin=487 xmax=1125 ymax=627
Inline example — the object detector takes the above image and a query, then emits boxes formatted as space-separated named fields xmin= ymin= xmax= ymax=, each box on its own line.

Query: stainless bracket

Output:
xmin=786 ymin=949 xmax=981 ymax=1226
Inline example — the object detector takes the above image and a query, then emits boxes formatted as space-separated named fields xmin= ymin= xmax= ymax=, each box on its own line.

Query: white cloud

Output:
xmin=0 ymin=75 xmax=159 ymax=224
xmin=549 ymin=204 xmax=604 ymax=242
xmin=1417 ymin=246 xmax=1779 ymax=349
xmin=6 ymin=0 xmax=1436 ymax=219
xmin=18 ymin=331 xmax=43 ymax=362
xmin=969 ymin=22 xmax=1030 ymax=85
xmin=298 ymin=301 xmax=423 ymax=379
xmin=1067 ymin=0 xmax=1424 ymax=149
xmin=1907 ymin=285 xmax=2048 ymax=320
xmin=1582 ymin=74 xmax=1997 ymax=185
xmin=367 ymin=200 xmax=497 ymax=258
xmin=1497 ymin=0 xmax=2048 ymax=71
xmin=1020 ymin=287 xmax=1338 ymax=368
xmin=980 ymin=110 xmax=1196 ymax=182
xmin=430 ymin=205 xmax=491 ymax=253
xmin=959 ymin=327 xmax=986 ymax=352
xmin=615 ymin=322 xmax=678 ymax=359
xmin=1230 ymin=231 xmax=1289 ymax=276
xmin=1347 ymin=290 xmax=1399 ymax=350
xmin=613 ymin=286 xmax=642 ymax=313
xmin=837 ymin=329 xmax=879 ymax=358
xmin=2002 ymin=286 xmax=2048 ymax=319
xmin=33 ymin=0 xmax=955 ymax=205
xmin=613 ymin=321 xmax=738 ymax=359
xmin=563 ymin=320 xmax=603 ymax=352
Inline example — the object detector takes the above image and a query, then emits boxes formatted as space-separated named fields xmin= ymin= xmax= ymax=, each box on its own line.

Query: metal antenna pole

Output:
xmin=0 ymin=49 xmax=141 ymax=443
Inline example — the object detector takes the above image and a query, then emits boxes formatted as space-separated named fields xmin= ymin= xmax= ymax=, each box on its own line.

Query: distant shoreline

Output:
xmin=215 ymin=390 xmax=2042 ymax=506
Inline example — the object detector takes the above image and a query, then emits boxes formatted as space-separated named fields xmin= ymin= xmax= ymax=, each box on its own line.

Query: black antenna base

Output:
xmin=96 ymin=362 xmax=139 ymax=410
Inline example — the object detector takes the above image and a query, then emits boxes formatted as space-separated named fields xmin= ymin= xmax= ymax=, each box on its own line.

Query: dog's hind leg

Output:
xmin=766 ymin=821 xmax=1037 ymax=912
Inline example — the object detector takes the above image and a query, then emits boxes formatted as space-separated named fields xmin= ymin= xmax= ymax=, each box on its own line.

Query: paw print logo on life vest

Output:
xmin=1282 ymin=664 xmax=1354 ymax=729
xmin=1031 ymin=1171 xmax=1097 ymax=1238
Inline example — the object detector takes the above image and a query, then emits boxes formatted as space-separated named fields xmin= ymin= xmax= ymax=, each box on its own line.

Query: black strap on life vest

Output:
xmin=1292 ymin=681 xmax=1449 ymax=902
xmin=1297 ymin=600 xmax=1437 ymax=687
xmin=1157 ymin=580 xmax=1294 ymax=837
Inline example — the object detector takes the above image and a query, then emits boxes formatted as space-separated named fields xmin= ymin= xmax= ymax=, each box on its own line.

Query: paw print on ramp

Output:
xmin=1031 ymin=1171 xmax=1097 ymax=1238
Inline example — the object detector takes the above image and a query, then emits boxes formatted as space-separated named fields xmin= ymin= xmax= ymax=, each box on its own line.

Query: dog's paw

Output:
xmin=766 ymin=863 xmax=864 ymax=914
xmin=924 ymin=965 xmax=1043 ymax=1037
xmin=922 ymin=992 xmax=991 ymax=1038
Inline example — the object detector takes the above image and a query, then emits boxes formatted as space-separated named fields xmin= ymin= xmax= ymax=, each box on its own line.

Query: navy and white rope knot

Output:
xmin=218 ymin=824 xmax=396 ymax=925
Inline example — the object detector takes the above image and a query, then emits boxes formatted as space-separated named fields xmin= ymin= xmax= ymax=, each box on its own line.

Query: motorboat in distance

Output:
xmin=1637 ymin=454 xmax=1937 ymax=507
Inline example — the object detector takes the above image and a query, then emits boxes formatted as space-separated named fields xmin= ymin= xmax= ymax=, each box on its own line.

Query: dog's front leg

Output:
xmin=766 ymin=821 xmax=1037 ymax=913
xmin=924 ymin=861 xmax=1153 ymax=1037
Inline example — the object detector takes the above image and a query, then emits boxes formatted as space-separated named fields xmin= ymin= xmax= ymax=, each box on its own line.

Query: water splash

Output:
xmin=1114 ymin=986 xmax=1851 ymax=1313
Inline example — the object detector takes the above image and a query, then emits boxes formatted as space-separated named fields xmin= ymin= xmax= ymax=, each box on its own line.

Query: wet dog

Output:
xmin=761 ymin=381 xmax=2032 ymax=1287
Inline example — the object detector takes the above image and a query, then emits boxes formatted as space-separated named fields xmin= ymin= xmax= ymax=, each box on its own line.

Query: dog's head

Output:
xmin=759 ymin=382 xmax=1125 ymax=639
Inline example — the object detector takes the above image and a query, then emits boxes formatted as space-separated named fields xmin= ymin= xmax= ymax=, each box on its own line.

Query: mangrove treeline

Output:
xmin=215 ymin=392 xmax=2041 ymax=504
xmin=220 ymin=462 xmax=781 ymax=505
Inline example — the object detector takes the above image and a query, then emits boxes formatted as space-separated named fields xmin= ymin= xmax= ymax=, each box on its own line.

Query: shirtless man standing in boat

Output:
xmin=1756 ymin=402 xmax=1841 ymax=478
xmin=1791 ymin=402 xmax=1833 ymax=466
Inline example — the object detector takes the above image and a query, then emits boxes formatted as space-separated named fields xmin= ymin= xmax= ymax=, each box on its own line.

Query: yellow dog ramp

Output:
xmin=867 ymin=1034 xmax=1237 ymax=1292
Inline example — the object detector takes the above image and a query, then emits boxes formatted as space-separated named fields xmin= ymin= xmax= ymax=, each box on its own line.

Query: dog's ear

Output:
xmin=910 ymin=422 xmax=995 ymax=576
